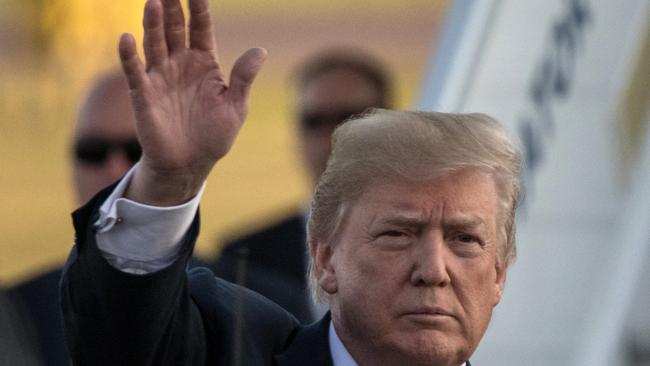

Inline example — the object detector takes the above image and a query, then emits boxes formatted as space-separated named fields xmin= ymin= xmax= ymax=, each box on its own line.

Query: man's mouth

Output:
xmin=402 ymin=307 xmax=455 ymax=324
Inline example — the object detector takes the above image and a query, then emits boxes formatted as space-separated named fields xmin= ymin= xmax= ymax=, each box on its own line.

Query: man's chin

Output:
xmin=391 ymin=330 xmax=469 ymax=366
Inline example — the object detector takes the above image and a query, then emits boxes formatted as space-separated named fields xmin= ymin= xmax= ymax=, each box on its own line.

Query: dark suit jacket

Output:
xmin=60 ymin=187 xmax=334 ymax=365
xmin=8 ymin=267 xmax=69 ymax=366
xmin=0 ymin=290 xmax=42 ymax=366
xmin=7 ymin=245 xmax=207 ymax=366
xmin=209 ymin=213 xmax=316 ymax=323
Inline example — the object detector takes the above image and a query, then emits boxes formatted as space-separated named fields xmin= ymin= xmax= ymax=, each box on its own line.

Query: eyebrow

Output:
xmin=371 ymin=212 xmax=487 ymax=230
xmin=443 ymin=215 xmax=486 ymax=230
xmin=375 ymin=215 xmax=429 ymax=227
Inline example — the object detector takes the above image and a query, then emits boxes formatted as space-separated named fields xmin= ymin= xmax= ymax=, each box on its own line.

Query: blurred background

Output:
xmin=1 ymin=0 xmax=649 ymax=365
xmin=0 ymin=0 xmax=446 ymax=283
xmin=420 ymin=1 xmax=650 ymax=365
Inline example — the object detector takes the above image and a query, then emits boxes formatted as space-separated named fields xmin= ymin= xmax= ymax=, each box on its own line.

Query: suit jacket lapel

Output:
xmin=274 ymin=313 xmax=333 ymax=366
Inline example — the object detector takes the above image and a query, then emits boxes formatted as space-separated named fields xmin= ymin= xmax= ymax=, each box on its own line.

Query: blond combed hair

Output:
xmin=307 ymin=109 xmax=522 ymax=303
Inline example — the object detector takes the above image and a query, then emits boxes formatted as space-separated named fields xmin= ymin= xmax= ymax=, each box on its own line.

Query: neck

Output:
xmin=330 ymin=313 xmax=466 ymax=366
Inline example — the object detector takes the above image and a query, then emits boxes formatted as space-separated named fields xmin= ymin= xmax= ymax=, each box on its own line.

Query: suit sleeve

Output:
xmin=60 ymin=184 xmax=208 ymax=366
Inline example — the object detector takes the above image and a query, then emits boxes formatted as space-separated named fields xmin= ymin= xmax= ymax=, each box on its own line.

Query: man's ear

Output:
xmin=493 ymin=263 xmax=507 ymax=307
xmin=310 ymin=239 xmax=338 ymax=294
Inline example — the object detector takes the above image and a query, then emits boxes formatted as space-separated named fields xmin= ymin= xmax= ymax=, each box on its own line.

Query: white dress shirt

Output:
xmin=329 ymin=321 xmax=358 ymax=366
xmin=95 ymin=164 xmax=203 ymax=274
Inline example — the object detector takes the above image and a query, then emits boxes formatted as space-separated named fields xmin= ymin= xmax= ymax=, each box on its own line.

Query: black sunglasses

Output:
xmin=300 ymin=109 xmax=365 ymax=131
xmin=73 ymin=137 xmax=142 ymax=165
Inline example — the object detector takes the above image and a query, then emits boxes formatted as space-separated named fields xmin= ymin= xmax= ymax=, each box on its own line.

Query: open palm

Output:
xmin=120 ymin=0 xmax=265 ymax=204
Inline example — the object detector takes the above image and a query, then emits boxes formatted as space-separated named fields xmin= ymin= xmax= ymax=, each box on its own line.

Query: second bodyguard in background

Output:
xmin=209 ymin=47 xmax=393 ymax=322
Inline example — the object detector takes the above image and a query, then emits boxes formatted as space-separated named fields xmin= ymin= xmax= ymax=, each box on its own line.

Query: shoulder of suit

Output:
xmin=186 ymin=267 xmax=300 ymax=352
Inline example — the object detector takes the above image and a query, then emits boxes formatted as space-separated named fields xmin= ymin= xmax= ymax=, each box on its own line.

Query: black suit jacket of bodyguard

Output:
xmin=60 ymin=184 xmax=334 ymax=366
xmin=60 ymin=184 xmax=473 ymax=366
xmin=209 ymin=212 xmax=316 ymax=323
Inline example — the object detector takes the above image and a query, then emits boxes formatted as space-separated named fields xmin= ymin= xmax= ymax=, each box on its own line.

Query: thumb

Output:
xmin=228 ymin=47 xmax=267 ymax=117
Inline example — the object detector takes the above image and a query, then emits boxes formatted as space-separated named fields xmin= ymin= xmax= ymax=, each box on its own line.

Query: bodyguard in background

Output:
xmin=8 ymin=71 xmax=140 ymax=366
xmin=210 ymin=48 xmax=393 ymax=323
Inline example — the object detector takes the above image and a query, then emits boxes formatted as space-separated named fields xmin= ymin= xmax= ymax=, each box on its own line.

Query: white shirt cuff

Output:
xmin=94 ymin=163 xmax=205 ymax=274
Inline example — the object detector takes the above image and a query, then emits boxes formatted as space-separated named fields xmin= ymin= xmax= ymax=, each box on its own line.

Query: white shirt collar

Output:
xmin=329 ymin=321 xmax=358 ymax=366
xmin=328 ymin=320 xmax=467 ymax=366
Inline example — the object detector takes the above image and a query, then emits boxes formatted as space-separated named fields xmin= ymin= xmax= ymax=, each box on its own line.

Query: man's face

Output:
xmin=72 ymin=77 xmax=139 ymax=204
xmin=318 ymin=169 xmax=506 ymax=365
xmin=297 ymin=69 xmax=382 ymax=183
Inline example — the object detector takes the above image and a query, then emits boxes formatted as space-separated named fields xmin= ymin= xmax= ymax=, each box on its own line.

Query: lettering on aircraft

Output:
xmin=517 ymin=0 xmax=591 ymax=200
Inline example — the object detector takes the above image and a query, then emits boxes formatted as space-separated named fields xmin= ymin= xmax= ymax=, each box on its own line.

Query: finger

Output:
xmin=188 ymin=0 xmax=217 ymax=52
xmin=162 ymin=0 xmax=186 ymax=53
xmin=143 ymin=0 xmax=168 ymax=69
xmin=228 ymin=48 xmax=267 ymax=116
xmin=119 ymin=33 xmax=147 ymax=91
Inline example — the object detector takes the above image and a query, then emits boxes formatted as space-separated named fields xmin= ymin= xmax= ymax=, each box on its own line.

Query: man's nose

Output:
xmin=410 ymin=231 xmax=451 ymax=287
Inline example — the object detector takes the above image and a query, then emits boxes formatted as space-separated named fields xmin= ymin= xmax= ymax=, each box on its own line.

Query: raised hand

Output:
xmin=120 ymin=0 xmax=266 ymax=206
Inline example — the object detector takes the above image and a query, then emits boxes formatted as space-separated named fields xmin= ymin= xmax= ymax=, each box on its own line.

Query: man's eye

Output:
xmin=372 ymin=230 xmax=413 ymax=250
xmin=382 ymin=230 xmax=405 ymax=237
xmin=455 ymin=233 xmax=480 ymax=244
